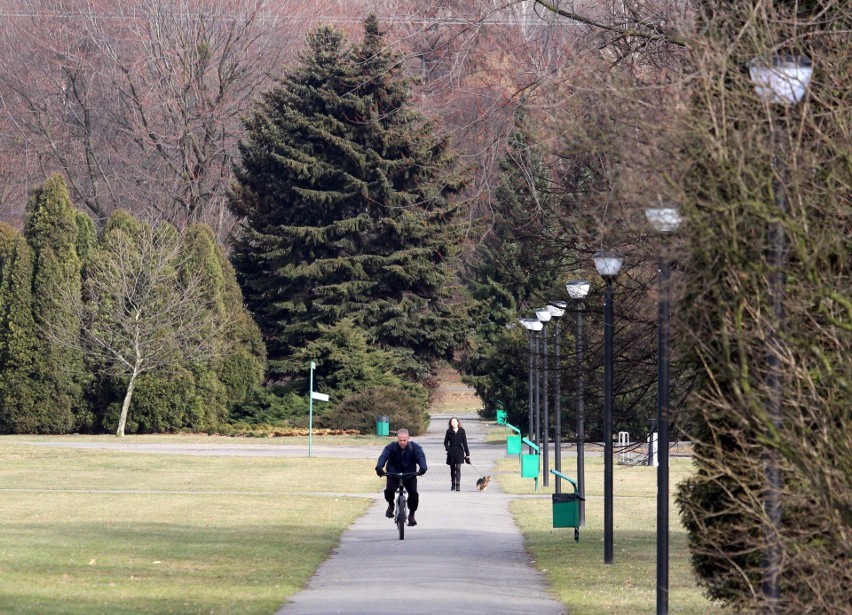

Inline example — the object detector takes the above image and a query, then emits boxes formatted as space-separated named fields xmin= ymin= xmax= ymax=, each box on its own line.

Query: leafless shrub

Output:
xmin=673 ymin=2 xmax=851 ymax=611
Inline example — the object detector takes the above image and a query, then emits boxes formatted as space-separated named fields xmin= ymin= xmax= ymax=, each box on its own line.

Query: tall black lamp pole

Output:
xmin=646 ymin=206 xmax=682 ymax=615
xmin=747 ymin=54 xmax=812 ymax=611
xmin=547 ymin=301 xmax=566 ymax=493
xmin=536 ymin=308 xmax=552 ymax=486
xmin=566 ymin=280 xmax=591 ymax=525
xmin=534 ymin=324 xmax=541 ymax=449
xmin=519 ymin=318 xmax=543 ymax=453
xmin=594 ymin=251 xmax=623 ymax=565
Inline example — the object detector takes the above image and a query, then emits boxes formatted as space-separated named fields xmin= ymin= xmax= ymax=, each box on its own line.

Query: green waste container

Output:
xmin=376 ymin=416 xmax=389 ymax=437
xmin=506 ymin=435 xmax=521 ymax=455
xmin=521 ymin=453 xmax=539 ymax=478
xmin=496 ymin=410 xmax=507 ymax=425
xmin=552 ymin=492 xmax=581 ymax=528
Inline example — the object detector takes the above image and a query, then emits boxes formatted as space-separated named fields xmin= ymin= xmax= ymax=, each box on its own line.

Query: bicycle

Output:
xmin=383 ymin=471 xmax=418 ymax=540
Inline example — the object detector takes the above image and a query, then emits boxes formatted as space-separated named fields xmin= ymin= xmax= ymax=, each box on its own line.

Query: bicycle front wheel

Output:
xmin=396 ymin=492 xmax=406 ymax=540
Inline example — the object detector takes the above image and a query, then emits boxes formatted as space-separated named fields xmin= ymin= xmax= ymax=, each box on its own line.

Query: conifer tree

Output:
xmin=0 ymin=176 xmax=86 ymax=433
xmin=0 ymin=223 xmax=16 ymax=314
xmin=75 ymin=211 xmax=97 ymax=262
xmin=182 ymin=224 xmax=265 ymax=417
xmin=460 ymin=117 xmax=569 ymax=425
xmin=229 ymin=16 xmax=468 ymax=382
xmin=0 ymin=228 xmax=45 ymax=432
xmin=290 ymin=317 xmax=425 ymax=406
xmin=26 ymin=174 xmax=87 ymax=432
xmin=468 ymin=116 xmax=566 ymax=315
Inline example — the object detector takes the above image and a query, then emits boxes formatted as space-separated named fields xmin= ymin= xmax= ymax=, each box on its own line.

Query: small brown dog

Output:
xmin=475 ymin=475 xmax=492 ymax=491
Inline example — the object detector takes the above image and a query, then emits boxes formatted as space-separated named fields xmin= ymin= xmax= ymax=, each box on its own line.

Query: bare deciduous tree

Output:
xmin=0 ymin=0 xmax=282 ymax=236
xmin=73 ymin=220 xmax=230 ymax=436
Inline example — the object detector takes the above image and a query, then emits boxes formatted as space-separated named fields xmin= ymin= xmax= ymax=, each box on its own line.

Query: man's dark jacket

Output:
xmin=376 ymin=440 xmax=427 ymax=475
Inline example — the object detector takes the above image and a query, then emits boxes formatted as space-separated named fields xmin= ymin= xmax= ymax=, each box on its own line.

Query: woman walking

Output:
xmin=444 ymin=417 xmax=470 ymax=491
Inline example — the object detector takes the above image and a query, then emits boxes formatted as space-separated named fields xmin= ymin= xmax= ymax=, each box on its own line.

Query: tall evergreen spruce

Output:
xmin=468 ymin=118 xmax=565 ymax=315
xmin=229 ymin=16 xmax=468 ymax=382
xmin=460 ymin=118 xmax=567 ymax=425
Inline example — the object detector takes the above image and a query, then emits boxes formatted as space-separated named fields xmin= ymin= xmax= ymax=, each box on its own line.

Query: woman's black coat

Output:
xmin=444 ymin=428 xmax=470 ymax=465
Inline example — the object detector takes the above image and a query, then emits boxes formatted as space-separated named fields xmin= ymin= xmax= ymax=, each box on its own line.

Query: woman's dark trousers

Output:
xmin=450 ymin=464 xmax=462 ymax=490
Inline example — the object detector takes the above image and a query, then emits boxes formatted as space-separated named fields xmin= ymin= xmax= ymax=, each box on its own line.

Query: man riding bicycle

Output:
xmin=375 ymin=428 xmax=427 ymax=526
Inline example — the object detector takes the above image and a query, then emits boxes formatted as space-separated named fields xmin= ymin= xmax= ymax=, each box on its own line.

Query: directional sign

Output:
xmin=311 ymin=391 xmax=329 ymax=402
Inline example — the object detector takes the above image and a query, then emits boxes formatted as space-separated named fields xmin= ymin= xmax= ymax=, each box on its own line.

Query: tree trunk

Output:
xmin=116 ymin=366 xmax=141 ymax=437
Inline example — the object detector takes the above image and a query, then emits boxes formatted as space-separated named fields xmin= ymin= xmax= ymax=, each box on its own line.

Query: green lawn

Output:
xmin=0 ymin=442 xmax=377 ymax=615
xmin=2 ymin=430 xmax=728 ymax=614
xmin=494 ymin=449 xmax=730 ymax=615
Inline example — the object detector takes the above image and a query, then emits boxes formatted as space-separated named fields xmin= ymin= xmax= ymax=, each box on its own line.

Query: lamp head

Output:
xmin=519 ymin=318 xmax=543 ymax=332
xmin=748 ymin=55 xmax=812 ymax=105
xmin=645 ymin=207 xmax=682 ymax=233
xmin=566 ymin=279 xmax=591 ymax=300
xmin=547 ymin=301 xmax=566 ymax=318
xmin=594 ymin=251 xmax=624 ymax=280
xmin=535 ymin=308 xmax=552 ymax=323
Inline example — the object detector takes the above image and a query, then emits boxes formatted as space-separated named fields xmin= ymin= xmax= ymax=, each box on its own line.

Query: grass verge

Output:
xmin=0 ymin=442 xmax=379 ymax=614
xmin=495 ymin=454 xmax=731 ymax=615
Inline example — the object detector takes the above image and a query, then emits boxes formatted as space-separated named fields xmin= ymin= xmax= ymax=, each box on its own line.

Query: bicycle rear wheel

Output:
xmin=396 ymin=492 xmax=406 ymax=540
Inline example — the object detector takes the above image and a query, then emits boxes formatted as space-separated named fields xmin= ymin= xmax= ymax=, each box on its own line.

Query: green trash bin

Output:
xmin=521 ymin=453 xmax=539 ymax=478
xmin=375 ymin=416 xmax=389 ymax=437
xmin=506 ymin=434 xmax=521 ymax=455
xmin=552 ymin=492 xmax=581 ymax=528
xmin=551 ymin=469 xmax=583 ymax=541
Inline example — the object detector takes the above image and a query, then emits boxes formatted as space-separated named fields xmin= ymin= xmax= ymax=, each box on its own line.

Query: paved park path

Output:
xmin=275 ymin=412 xmax=566 ymax=615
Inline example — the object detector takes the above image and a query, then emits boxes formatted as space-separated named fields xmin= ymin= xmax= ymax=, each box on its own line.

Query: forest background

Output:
xmin=0 ymin=1 xmax=848 ymax=613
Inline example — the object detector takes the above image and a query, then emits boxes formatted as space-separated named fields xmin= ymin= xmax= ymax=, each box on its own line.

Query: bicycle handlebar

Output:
xmin=381 ymin=471 xmax=419 ymax=478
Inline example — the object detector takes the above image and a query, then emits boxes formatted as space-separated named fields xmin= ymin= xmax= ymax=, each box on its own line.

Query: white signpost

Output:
xmin=308 ymin=362 xmax=329 ymax=457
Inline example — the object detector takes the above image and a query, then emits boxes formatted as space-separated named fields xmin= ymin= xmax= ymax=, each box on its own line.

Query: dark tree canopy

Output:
xmin=229 ymin=16 xmax=469 ymax=383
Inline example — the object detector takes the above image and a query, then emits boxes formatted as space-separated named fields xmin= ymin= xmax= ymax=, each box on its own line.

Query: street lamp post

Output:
xmin=536 ymin=308 xmax=552 ymax=487
xmin=548 ymin=301 xmax=566 ymax=493
xmin=646 ymin=206 xmax=683 ymax=615
xmin=566 ymin=280 xmax=590 ymax=524
xmin=594 ymin=251 xmax=623 ymax=565
xmin=748 ymin=54 xmax=812 ymax=610
xmin=519 ymin=318 xmax=543 ymax=453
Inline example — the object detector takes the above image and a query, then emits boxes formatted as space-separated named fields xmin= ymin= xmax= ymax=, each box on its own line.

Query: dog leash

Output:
xmin=465 ymin=458 xmax=488 ymax=477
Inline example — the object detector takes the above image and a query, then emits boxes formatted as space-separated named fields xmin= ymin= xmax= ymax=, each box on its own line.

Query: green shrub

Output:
xmin=228 ymin=387 xmax=308 ymax=426
xmin=105 ymin=369 xmax=197 ymax=434
xmin=189 ymin=367 xmax=229 ymax=430
xmin=289 ymin=320 xmax=413 ymax=400
xmin=100 ymin=367 xmax=224 ymax=434
xmin=83 ymin=376 xmax=125 ymax=433
xmin=318 ymin=386 xmax=427 ymax=436
xmin=216 ymin=349 xmax=265 ymax=408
